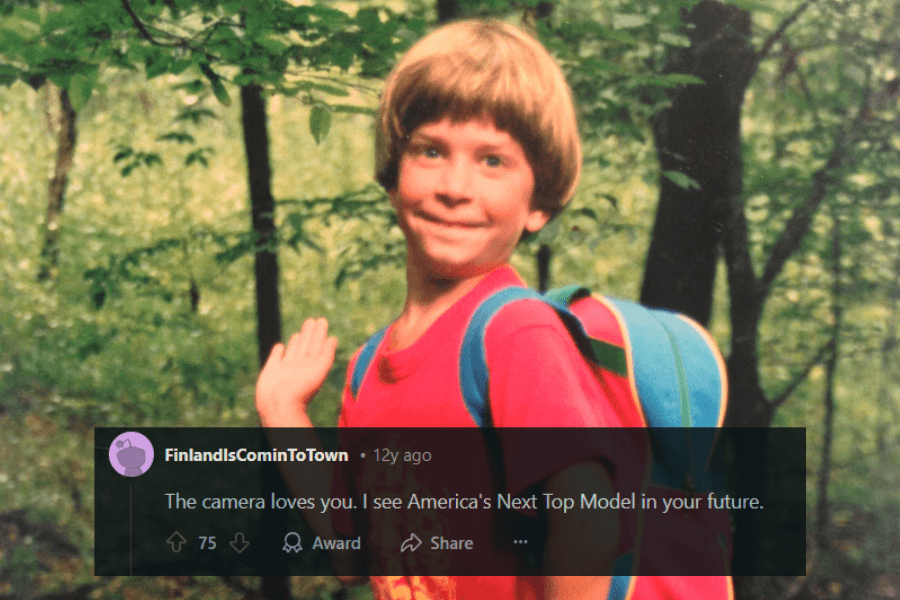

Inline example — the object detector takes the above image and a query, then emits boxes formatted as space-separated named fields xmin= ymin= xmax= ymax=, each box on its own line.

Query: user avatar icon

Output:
xmin=109 ymin=432 xmax=154 ymax=477
xmin=116 ymin=439 xmax=145 ymax=476
xmin=283 ymin=532 xmax=303 ymax=553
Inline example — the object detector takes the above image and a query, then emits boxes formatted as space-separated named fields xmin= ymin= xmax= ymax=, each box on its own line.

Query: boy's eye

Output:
xmin=405 ymin=143 xmax=442 ymax=160
xmin=411 ymin=144 xmax=442 ymax=159
xmin=483 ymin=155 xmax=503 ymax=167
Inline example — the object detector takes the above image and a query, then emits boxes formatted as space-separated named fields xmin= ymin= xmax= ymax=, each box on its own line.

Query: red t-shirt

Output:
xmin=337 ymin=266 xmax=643 ymax=600
xmin=340 ymin=266 xmax=625 ymax=429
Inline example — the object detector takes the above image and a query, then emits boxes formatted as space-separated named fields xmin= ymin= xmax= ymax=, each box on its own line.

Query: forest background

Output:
xmin=0 ymin=0 xmax=898 ymax=598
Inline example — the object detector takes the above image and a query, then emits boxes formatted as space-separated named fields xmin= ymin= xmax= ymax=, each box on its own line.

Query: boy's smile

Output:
xmin=391 ymin=117 xmax=549 ymax=281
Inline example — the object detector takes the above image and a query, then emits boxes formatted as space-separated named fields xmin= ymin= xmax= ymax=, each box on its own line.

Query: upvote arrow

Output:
xmin=230 ymin=532 xmax=250 ymax=554
xmin=167 ymin=531 xmax=187 ymax=553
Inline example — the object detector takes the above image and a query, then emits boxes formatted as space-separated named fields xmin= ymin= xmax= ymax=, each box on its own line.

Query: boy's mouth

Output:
xmin=416 ymin=211 xmax=485 ymax=229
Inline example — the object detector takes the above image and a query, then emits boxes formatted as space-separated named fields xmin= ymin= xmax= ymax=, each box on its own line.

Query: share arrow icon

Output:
xmin=400 ymin=533 xmax=422 ymax=553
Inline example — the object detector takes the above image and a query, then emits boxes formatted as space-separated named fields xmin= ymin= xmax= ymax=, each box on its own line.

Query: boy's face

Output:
xmin=391 ymin=116 xmax=549 ymax=281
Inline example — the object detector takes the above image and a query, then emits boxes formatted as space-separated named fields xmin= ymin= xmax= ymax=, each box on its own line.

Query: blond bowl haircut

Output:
xmin=375 ymin=19 xmax=581 ymax=217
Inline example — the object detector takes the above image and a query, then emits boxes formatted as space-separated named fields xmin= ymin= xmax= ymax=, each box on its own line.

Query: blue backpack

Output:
xmin=351 ymin=284 xmax=731 ymax=594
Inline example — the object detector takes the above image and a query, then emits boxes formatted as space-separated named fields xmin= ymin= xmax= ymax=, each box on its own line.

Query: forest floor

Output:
xmin=802 ymin=506 xmax=900 ymax=600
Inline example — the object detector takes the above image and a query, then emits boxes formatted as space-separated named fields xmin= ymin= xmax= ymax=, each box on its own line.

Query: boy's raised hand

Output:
xmin=256 ymin=318 xmax=338 ymax=428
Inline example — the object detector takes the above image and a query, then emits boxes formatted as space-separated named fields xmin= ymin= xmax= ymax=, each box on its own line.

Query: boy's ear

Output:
xmin=524 ymin=209 xmax=552 ymax=234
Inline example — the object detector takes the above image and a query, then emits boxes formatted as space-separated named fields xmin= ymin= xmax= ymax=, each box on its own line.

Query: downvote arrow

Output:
xmin=230 ymin=532 xmax=250 ymax=554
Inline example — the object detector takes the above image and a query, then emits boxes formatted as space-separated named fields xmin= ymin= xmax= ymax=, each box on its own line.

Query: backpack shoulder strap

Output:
xmin=544 ymin=284 xmax=592 ymax=306
xmin=459 ymin=286 xmax=596 ymax=427
xmin=350 ymin=326 xmax=389 ymax=399
xmin=553 ymin=288 xmax=629 ymax=378
xmin=460 ymin=287 xmax=539 ymax=427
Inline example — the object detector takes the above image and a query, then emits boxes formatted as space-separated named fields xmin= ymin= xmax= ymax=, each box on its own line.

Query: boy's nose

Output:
xmin=434 ymin=159 xmax=473 ymax=205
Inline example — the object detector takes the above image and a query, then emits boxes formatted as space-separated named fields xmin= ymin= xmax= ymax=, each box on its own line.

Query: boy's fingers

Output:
xmin=283 ymin=318 xmax=332 ymax=359
xmin=324 ymin=336 xmax=338 ymax=359
xmin=311 ymin=318 xmax=330 ymax=353
xmin=302 ymin=318 xmax=326 ymax=356
xmin=313 ymin=335 xmax=337 ymax=361
xmin=263 ymin=343 xmax=285 ymax=369
xmin=285 ymin=331 xmax=304 ymax=358
xmin=309 ymin=336 xmax=338 ymax=378
xmin=294 ymin=319 xmax=316 ymax=357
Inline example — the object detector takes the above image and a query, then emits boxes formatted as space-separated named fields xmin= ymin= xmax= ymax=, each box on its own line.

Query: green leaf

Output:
xmin=200 ymin=63 xmax=231 ymax=106
xmin=68 ymin=74 xmax=94 ymax=112
xmin=232 ymin=73 xmax=256 ymax=86
xmin=612 ymin=14 xmax=649 ymax=29
xmin=330 ymin=105 xmax=374 ymax=116
xmin=659 ymin=32 xmax=691 ymax=47
xmin=581 ymin=58 xmax=620 ymax=72
xmin=356 ymin=7 xmax=383 ymax=32
xmin=727 ymin=0 xmax=776 ymax=12
xmin=284 ymin=213 xmax=324 ymax=253
xmin=173 ymin=79 xmax=205 ymax=94
xmin=256 ymin=37 xmax=289 ymax=55
xmin=13 ymin=6 xmax=40 ymax=25
xmin=0 ymin=64 xmax=20 ymax=87
xmin=145 ymin=49 xmax=172 ymax=79
xmin=214 ymin=236 xmax=256 ymax=265
xmin=5 ymin=15 xmax=39 ymax=41
xmin=598 ymin=195 xmax=619 ymax=209
xmin=47 ymin=73 xmax=71 ymax=92
xmin=302 ymin=81 xmax=351 ymax=97
xmin=663 ymin=170 xmax=701 ymax=190
xmin=211 ymin=78 xmax=231 ymax=106
xmin=176 ymin=107 xmax=217 ymax=124
xmin=185 ymin=150 xmax=208 ymax=168
xmin=158 ymin=132 xmax=196 ymax=144
xmin=142 ymin=153 xmax=163 ymax=167
xmin=309 ymin=105 xmax=331 ymax=144
xmin=43 ymin=7 xmax=80 ymax=34
xmin=656 ymin=73 xmax=705 ymax=87
xmin=170 ymin=59 xmax=192 ymax=75
xmin=323 ymin=42 xmax=354 ymax=71
xmin=574 ymin=207 xmax=599 ymax=220
xmin=185 ymin=148 xmax=213 ymax=168
xmin=113 ymin=147 xmax=133 ymax=163
xmin=0 ymin=28 xmax=25 ymax=51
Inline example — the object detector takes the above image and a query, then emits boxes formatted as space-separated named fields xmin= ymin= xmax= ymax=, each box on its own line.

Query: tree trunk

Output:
xmin=241 ymin=84 xmax=283 ymax=368
xmin=877 ymin=250 xmax=900 ymax=461
xmin=240 ymin=84 xmax=289 ymax=600
xmin=437 ymin=0 xmax=459 ymax=23
xmin=537 ymin=244 xmax=552 ymax=292
xmin=640 ymin=0 xmax=755 ymax=327
xmin=815 ymin=214 xmax=841 ymax=553
xmin=638 ymin=5 xmax=768 ymax=598
xmin=639 ymin=2 xmax=875 ymax=597
xmin=643 ymin=1 xmax=774 ymax=430
xmin=38 ymin=85 xmax=77 ymax=281
xmin=721 ymin=200 xmax=773 ymax=427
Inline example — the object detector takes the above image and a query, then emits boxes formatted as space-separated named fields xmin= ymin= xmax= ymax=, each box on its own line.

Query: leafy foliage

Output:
xmin=0 ymin=0 xmax=426 ymax=141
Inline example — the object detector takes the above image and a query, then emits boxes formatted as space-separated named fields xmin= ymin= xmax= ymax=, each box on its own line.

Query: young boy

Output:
xmin=257 ymin=19 xmax=642 ymax=600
